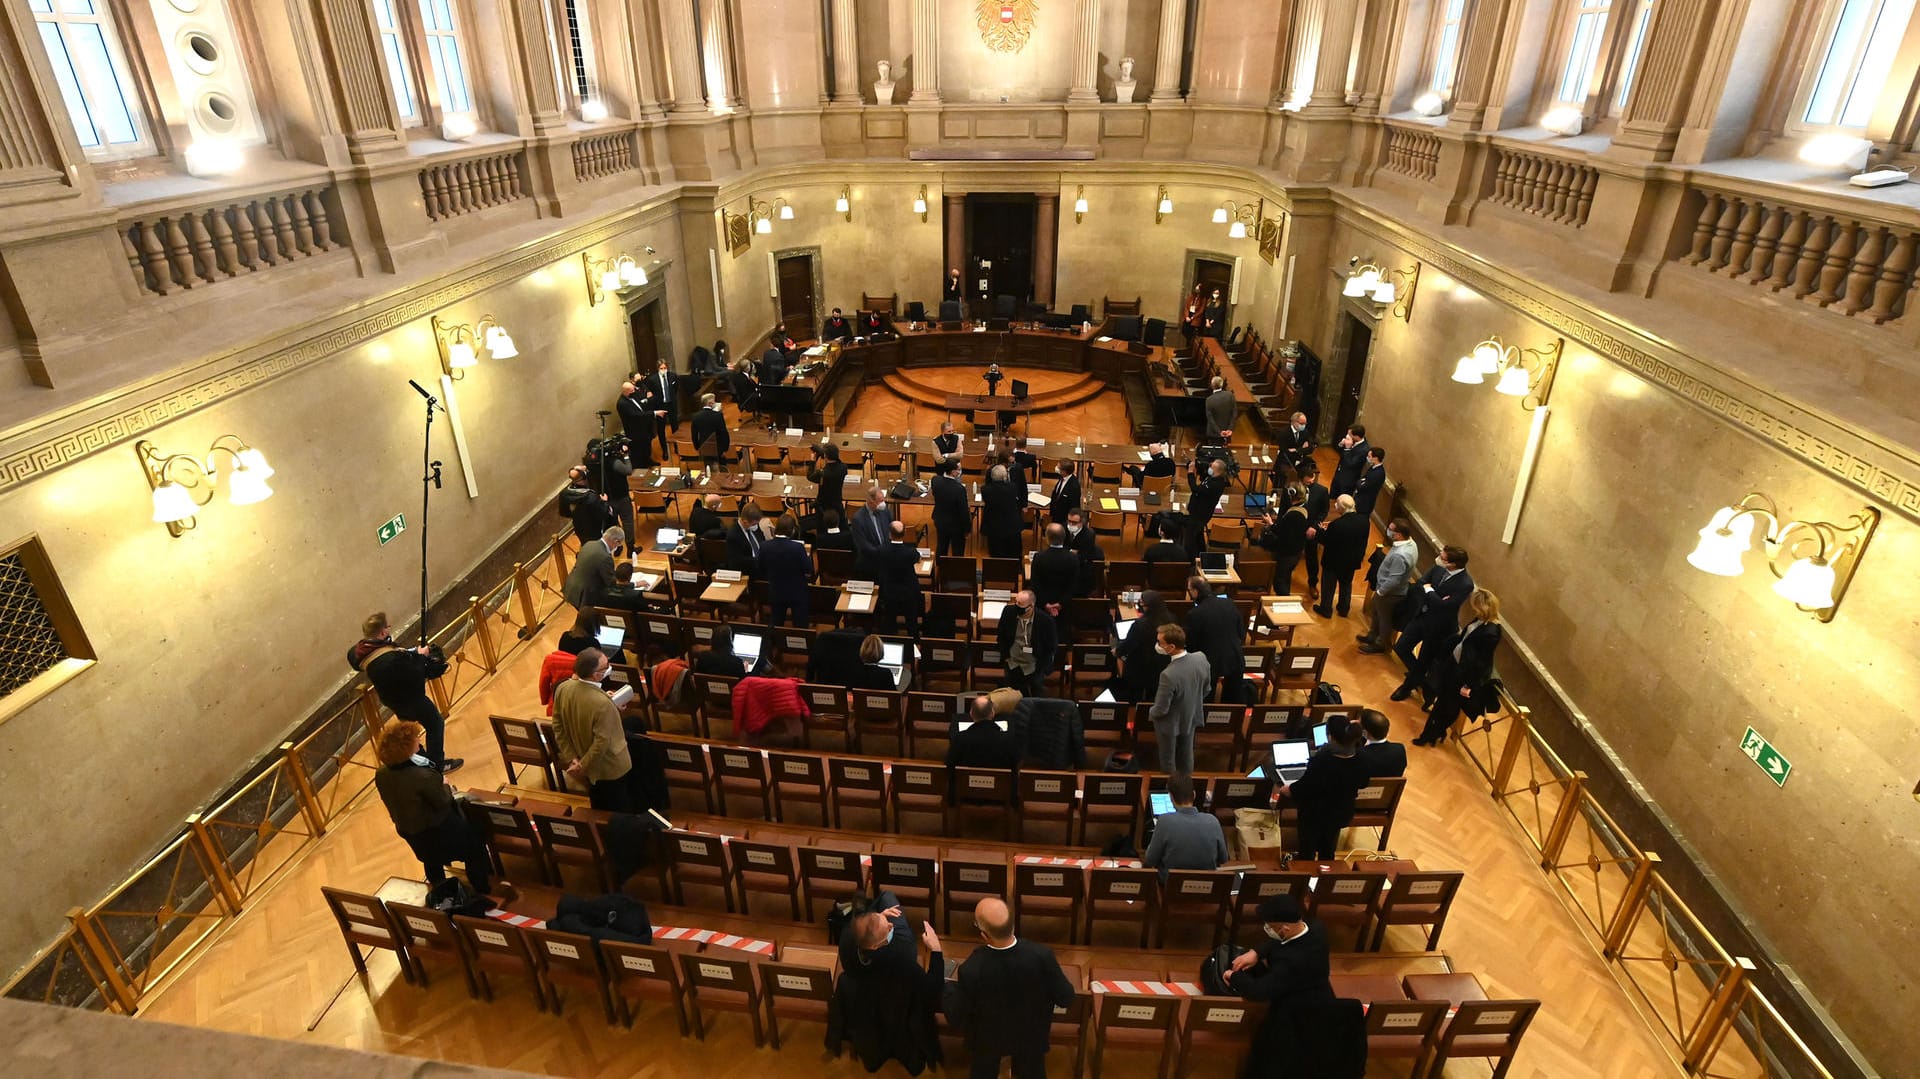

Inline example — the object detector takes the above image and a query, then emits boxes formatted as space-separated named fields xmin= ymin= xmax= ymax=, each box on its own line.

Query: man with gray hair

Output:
xmin=851 ymin=485 xmax=893 ymax=561
xmin=563 ymin=525 xmax=623 ymax=609
xmin=981 ymin=463 xmax=1025 ymax=559
xmin=996 ymin=589 xmax=1057 ymax=697
xmin=550 ymin=647 xmax=633 ymax=810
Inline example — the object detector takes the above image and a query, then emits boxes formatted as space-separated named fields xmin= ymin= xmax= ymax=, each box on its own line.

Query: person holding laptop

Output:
xmin=1281 ymin=723 xmax=1371 ymax=860
xmin=1143 ymin=773 xmax=1229 ymax=880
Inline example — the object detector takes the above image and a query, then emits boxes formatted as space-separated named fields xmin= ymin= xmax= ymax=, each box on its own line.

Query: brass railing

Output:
xmin=1 ymin=529 xmax=577 ymax=1013
xmin=1455 ymin=692 xmax=1837 ymax=1077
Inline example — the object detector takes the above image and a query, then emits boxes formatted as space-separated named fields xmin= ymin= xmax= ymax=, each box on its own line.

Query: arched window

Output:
xmin=1790 ymin=0 xmax=1917 ymax=133
xmin=28 ymin=0 xmax=154 ymax=160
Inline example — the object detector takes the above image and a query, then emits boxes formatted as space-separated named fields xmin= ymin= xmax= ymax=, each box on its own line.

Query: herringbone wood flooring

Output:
xmin=137 ymin=378 xmax=1689 ymax=1078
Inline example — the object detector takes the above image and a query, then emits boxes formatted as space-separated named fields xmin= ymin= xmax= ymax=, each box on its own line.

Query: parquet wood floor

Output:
xmin=136 ymin=374 xmax=1683 ymax=1078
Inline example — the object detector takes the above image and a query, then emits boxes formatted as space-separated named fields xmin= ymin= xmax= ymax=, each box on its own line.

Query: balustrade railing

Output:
xmin=118 ymin=184 xmax=340 ymax=297
xmin=1382 ymin=124 xmax=1440 ymax=182
xmin=1488 ymin=146 xmax=1597 ymax=228
xmin=1677 ymin=184 xmax=1920 ymax=326
xmin=572 ymin=129 xmax=637 ymax=183
xmin=419 ymin=150 xmax=527 ymax=222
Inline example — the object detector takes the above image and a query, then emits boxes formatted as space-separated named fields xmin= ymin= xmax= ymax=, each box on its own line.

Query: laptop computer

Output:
xmin=1200 ymin=551 xmax=1232 ymax=578
xmin=1270 ymin=739 xmax=1313 ymax=783
xmin=880 ymin=641 xmax=911 ymax=689
xmin=1243 ymin=492 xmax=1269 ymax=511
xmin=1010 ymin=379 xmax=1030 ymax=399
xmin=1149 ymin=790 xmax=1175 ymax=817
xmin=732 ymin=631 xmax=763 ymax=663
xmin=650 ymin=527 xmax=684 ymax=553
xmin=594 ymin=625 xmax=625 ymax=650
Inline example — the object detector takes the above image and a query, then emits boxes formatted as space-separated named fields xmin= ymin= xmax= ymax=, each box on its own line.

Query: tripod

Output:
xmin=407 ymin=380 xmax=445 ymax=647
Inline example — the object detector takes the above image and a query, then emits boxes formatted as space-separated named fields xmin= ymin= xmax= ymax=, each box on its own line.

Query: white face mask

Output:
xmin=1068 ymin=525 xmax=1081 ymax=535
xmin=1153 ymin=642 xmax=1170 ymax=655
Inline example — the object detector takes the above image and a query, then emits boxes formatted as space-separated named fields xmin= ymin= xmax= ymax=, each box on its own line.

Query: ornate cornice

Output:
xmin=1338 ymin=199 xmax=1920 ymax=524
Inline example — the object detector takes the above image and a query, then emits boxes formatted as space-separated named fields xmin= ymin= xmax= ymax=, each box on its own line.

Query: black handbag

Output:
xmin=1200 ymin=943 xmax=1251 ymax=997
xmin=421 ymin=644 xmax=450 ymax=680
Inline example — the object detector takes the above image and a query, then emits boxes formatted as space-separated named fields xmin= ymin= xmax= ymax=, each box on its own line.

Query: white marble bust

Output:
xmin=1114 ymin=56 xmax=1138 ymax=103
xmin=874 ymin=60 xmax=895 ymax=105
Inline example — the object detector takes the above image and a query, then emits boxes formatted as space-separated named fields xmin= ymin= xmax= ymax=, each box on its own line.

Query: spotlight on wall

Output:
xmin=1156 ymin=185 xmax=1172 ymax=224
xmin=432 ymin=313 xmax=517 ymax=378
xmin=1074 ymin=185 xmax=1089 ymax=223
xmin=1449 ymin=334 xmax=1560 ymax=409
xmin=836 ymin=185 xmax=852 ymax=221
xmin=135 ymin=434 xmax=274 ymax=537
xmin=580 ymin=98 xmax=609 ymax=122
xmin=1341 ymin=257 xmax=1421 ymax=320
xmin=584 ymin=252 xmax=650 ymax=305
xmin=1540 ymin=106 xmax=1584 ymax=137
xmin=913 ymin=185 xmax=929 ymax=221
xmin=1685 ymin=493 xmax=1879 ymax=621
xmin=1411 ymin=91 xmax=1446 ymax=117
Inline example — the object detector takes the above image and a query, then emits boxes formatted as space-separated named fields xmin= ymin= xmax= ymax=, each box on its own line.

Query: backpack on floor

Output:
xmin=1200 ymin=943 xmax=1251 ymax=997
xmin=1313 ymin=682 xmax=1343 ymax=705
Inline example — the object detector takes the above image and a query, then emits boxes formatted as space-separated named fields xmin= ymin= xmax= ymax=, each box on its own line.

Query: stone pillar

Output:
xmin=1447 ymin=0 xmax=1519 ymax=131
xmin=944 ymin=193 xmax=965 ymax=282
xmin=310 ymin=0 xmax=407 ymax=159
xmin=1069 ymin=0 xmax=1101 ymax=103
xmin=830 ymin=0 xmax=860 ymax=102
xmin=658 ymin=0 xmax=706 ymax=112
xmin=0 ymin=1 xmax=88 ymax=205
xmin=1306 ymin=0 xmax=1358 ymax=109
xmin=508 ymin=0 xmax=567 ymax=134
xmin=700 ymin=0 xmax=734 ymax=112
xmin=1611 ymin=0 xmax=1729 ymax=162
xmin=1278 ymin=0 xmax=1322 ymax=107
xmin=1151 ymin=0 xmax=1188 ymax=101
xmin=909 ymin=0 xmax=940 ymax=104
xmin=1033 ymin=195 xmax=1058 ymax=306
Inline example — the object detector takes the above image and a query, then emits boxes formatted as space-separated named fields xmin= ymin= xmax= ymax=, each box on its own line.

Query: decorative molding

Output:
xmin=1340 ymin=205 xmax=1920 ymax=525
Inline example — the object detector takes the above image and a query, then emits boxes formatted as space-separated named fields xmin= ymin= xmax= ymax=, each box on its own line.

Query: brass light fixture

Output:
xmin=1685 ymin=493 xmax=1879 ymax=622
xmin=135 ymin=434 xmax=275 ymax=537
xmin=432 ymin=313 xmax=518 ymax=379
xmin=583 ymin=249 xmax=653 ymax=306
xmin=1219 ymin=200 xmax=1261 ymax=239
xmin=912 ymin=185 xmax=929 ymax=221
xmin=1073 ymin=185 xmax=1089 ymax=223
xmin=1449 ymin=335 xmax=1561 ymax=410
xmin=836 ymin=185 xmax=852 ymax=221
xmin=1342 ymin=257 xmax=1421 ymax=320
xmin=1155 ymin=185 xmax=1172 ymax=224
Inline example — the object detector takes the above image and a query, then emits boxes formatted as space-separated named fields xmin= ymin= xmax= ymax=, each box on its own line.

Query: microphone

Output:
xmin=408 ymin=379 xmax=437 ymax=403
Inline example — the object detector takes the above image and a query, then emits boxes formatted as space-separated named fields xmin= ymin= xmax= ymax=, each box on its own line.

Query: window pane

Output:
xmin=28 ymin=0 xmax=54 ymax=12
xmin=382 ymin=34 xmax=416 ymax=119
xmin=372 ymin=0 xmax=400 ymax=30
xmin=1558 ymin=11 xmax=1611 ymax=104
xmin=66 ymin=23 xmax=138 ymax=145
xmin=429 ymin=36 xmax=472 ymax=114
xmin=1433 ymin=24 xmax=1461 ymax=92
xmin=1804 ymin=0 xmax=1874 ymax=125
xmin=37 ymin=23 xmax=100 ymax=147
xmin=564 ymin=0 xmax=595 ymax=101
xmin=1616 ymin=1 xmax=1656 ymax=108
xmin=57 ymin=0 xmax=95 ymax=14
xmin=1838 ymin=0 xmax=1916 ymax=126
xmin=421 ymin=0 xmax=455 ymax=32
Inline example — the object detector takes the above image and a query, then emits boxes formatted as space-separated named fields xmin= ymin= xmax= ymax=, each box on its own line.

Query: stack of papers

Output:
xmin=1120 ymin=499 xmax=1138 ymax=512
xmin=980 ymin=601 xmax=1007 ymax=621
xmin=845 ymin=592 xmax=874 ymax=612
xmin=1136 ymin=451 xmax=1152 ymax=462
xmin=1099 ymin=497 xmax=1120 ymax=511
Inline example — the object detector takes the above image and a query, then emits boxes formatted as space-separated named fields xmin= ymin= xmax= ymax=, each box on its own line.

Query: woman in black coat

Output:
xmin=849 ymin=634 xmax=898 ymax=691
xmin=1110 ymin=590 xmax=1175 ymax=702
xmin=1415 ymin=589 xmax=1505 ymax=745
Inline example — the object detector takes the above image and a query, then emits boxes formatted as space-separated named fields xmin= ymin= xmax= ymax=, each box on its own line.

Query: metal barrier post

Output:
xmin=279 ymin=742 xmax=329 ymax=837
xmin=1538 ymin=770 xmax=1588 ymax=869
xmin=183 ymin=814 xmax=245 ymax=913
xmin=357 ymin=686 xmax=385 ymax=748
xmin=467 ymin=595 xmax=500 ymax=673
xmin=550 ymin=533 xmax=571 ymax=584
xmin=65 ymin=909 xmax=137 ymax=1014
xmin=1490 ymin=704 xmax=1532 ymax=798
xmin=512 ymin=561 xmax=538 ymax=639
xmin=1684 ymin=956 xmax=1754 ymax=1071
xmin=1604 ymin=851 xmax=1661 ymax=958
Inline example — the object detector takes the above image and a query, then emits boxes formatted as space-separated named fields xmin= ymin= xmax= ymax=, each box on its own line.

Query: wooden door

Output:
xmin=628 ymin=303 xmax=660 ymax=374
xmin=1193 ymin=258 xmax=1234 ymax=325
xmin=1336 ymin=314 xmax=1372 ymax=434
xmin=777 ymin=255 xmax=816 ymax=340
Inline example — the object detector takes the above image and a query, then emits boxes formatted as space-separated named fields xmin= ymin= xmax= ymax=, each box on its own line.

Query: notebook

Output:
xmin=651 ymin=527 xmax=684 ymax=553
xmin=1112 ymin=618 xmax=1135 ymax=640
xmin=1099 ymin=497 xmax=1120 ymax=511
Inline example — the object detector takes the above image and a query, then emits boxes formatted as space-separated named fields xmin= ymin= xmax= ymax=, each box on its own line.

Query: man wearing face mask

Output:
xmin=1184 ymin=575 xmax=1246 ymax=704
xmin=1063 ymin=508 xmax=1099 ymax=594
xmin=1146 ymin=624 xmax=1209 ymax=775
xmin=996 ymin=590 xmax=1057 ymax=697
xmin=828 ymin=891 xmax=944 ymax=1074
xmin=550 ymin=648 xmax=634 ymax=812
xmin=851 ymin=486 xmax=894 ymax=562
xmin=1184 ymin=456 xmax=1229 ymax=556
xmin=1229 ymin=895 xmax=1364 ymax=1077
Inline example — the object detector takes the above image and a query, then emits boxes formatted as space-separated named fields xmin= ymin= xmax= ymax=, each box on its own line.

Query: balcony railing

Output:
xmin=1676 ymin=181 xmax=1920 ymax=326
xmin=573 ymin=129 xmax=638 ymax=184
xmin=419 ymin=149 xmax=528 ymax=222
xmin=1381 ymin=123 xmax=1441 ymax=182
xmin=1488 ymin=146 xmax=1597 ymax=228
xmin=117 ymin=184 xmax=341 ymax=297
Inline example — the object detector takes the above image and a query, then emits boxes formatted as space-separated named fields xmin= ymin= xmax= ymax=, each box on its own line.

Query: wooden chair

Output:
xmin=711 ymin=745 xmax=774 ymax=820
xmin=1352 ymin=998 xmax=1448 ymax=1078
xmin=1241 ymin=644 xmax=1279 ymax=702
xmin=1409 ymin=984 xmax=1540 ymax=1079
xmin=657 ymin=741 xmax=717 ymax=812
xmin=526 ymin=927 xmax=616 ymax=1022
xmin=759 ymin=958 xmax=836 ymax=1049
xmin=1194 ymin=703 xmax=1243 ymax=771
xmin=967 ymin=639 xmax=1007 ymax=689
xmin=1086 ymin=866 xmax=1159 ymax=949
xmin=1275 ymin=646 xmax=1329 ymax=695
xmin=767 ymin=751 xmax=830 ymax=825
xmin=1078 ymin=772 xmax=1145 ymax=847
xmin=850 ymin=688 xmax=905 ymax=754
xmin=890 ymin=761 xmax=948 ymax=833
xmin=798 ymin=840 xmax=871 ymax=920
xmin=490 ymin=714 xmax=560 ymax=790
xmin=320 ymin=886 xmax=418 ymax=987
xmin=939 ymin=850 xmax=1010 ymax=933
xmin=1066 ymin=642 xmax=1113 ymax=698
xmin=531 ymin=811 xmax=615 ymax=893
xmin=1016 ymin=769 xmax=1078 ymax=843
xmin=1171 ymin=995 xmax=1264 ymax=1079
xmin=1309 ymin=872 xmax=1387 ymax=950
xmin=1367 ymin=869 xmax=1464 ymax=951
xmin=917 ymin=637 xmax=969 ymax=691
xmin=1230 ymin=872 xmax=1314 ymax=944
xmin=599 ymin=940 xmax=690 ymax=1032
xmin=1103 ymin=295 xmax=1141 ymax=317
xmin=385 ymin=900 xmax=478 ymax=995
xmin=869 ymin=846 xmax=940 ymax=922
xmin=1012 ymin=860 xmax=1084 ymax=945
xmin=926 ymin=592 xmax=975 ymax=641
xmin=665 ymin=830 xmax=737 ymax=911
xmin=1090 ymin=991 xmax=1180 ymax=1079
xmin=1205 ymin=774 xmax=1274 ymax=834
xmin=1206 ymin=519 xmax=1248 ymax=550
xmin=1049 ymin=963 xmax=1094 ymax=1077
xmin=980 ymin=556 xmax=1022 ymax=592
xmin=729 ymin=839 xmax=804 ymax=919
xmin=824 ymin=754 xmax=888 ymax=829
xmin=450 ymin=915 xmax=546 ymax=1009
xmin=904 ymin=692 xmax=956 ymax=757
xmin=769 ymin=625 xmax=816 ymax=677
xmin=1157 ymin=870 xmax=1235 ymax=950
xmin=799 ymin=683 xmax=853 ymax=750
xmin=1078 ymin=701 xmax=1135 ymax=767
xmin=677 ymin=951 xmax=765 ymax=1044
xmin=1105 ymin=560 xmax=1149 ymax=592
xmin=1349 ymin=776 xmax=1409 ymax=849
xmin=462 ymin=800 xmax=550 ymax=885
xmin=949 ymin=766 xmax=1017 ymax=840
xmin=936 ymin=556 xmax=978 ymax=594
xmin=1243 ymin=705 xmax=1308 ymax=770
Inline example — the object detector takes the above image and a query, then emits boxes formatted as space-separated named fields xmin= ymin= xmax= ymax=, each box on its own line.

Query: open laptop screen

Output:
xmin=594 ymin=625 xmax=624 ymax=650
xmin=732 ymin=632 xmax=763 ymax=661
xmin=1272 ymin=740 xmax=1312 ymax=768
xmin=1149 ymin=791 xmax=1174 ymax=817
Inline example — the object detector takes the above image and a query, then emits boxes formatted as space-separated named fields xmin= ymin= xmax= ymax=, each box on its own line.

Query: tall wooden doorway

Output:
xmin=776 ymin=251 xmax=818 ymax=340
xmin=965 ymin=194 xmax=1037 ymax=311
xmin=1184 ymin=252 xmax=1237 ymax=331
xmin=1335 ymin=312 xmax=1373 ymax=435
xmin=628 ymin=302 xmax=661 ymax=373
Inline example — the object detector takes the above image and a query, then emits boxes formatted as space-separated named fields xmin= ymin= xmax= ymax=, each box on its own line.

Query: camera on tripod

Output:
xmin=583 ymin=435 xmax=631 ymax=468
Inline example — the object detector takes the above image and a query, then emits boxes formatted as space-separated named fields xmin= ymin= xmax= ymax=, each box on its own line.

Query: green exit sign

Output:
xmin=377 ymin=513 xmax=406 ymax=546
xmin=1740 ymin=726 xmax=1791 ymax=788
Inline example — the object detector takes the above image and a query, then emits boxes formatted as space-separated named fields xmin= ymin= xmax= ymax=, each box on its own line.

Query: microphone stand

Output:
xmin=408 ymin=379 xmax=443 ymax=647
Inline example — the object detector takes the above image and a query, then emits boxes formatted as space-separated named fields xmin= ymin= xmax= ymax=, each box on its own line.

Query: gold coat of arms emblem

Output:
xmin=977 ymin=0 xmax=1038 ymax=53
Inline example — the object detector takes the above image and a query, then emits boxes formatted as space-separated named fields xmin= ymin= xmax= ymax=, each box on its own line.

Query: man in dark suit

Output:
xmin=724 ymin=505 xmax=766 ymax=576
xmin=822 ymin=307 xmax=854 ymax=342
xmin=1351 ymin=447 xmax=1387 ymax=524
xmin=601 ymin=562 xmax=655 ymax=617
xmin=725 ymin=363 xmax=759 ymax=416
xmin=1298 ymin=462 xmax=1330 ymax=597
xmin=1004 ymin=446 xmax=1038 ymax=490
xmin=615 ymin=381 xmax=656 ymax=468
xmin=945 ymin=897 xmax=1077 ymax=1079
xmin=996 ymin=590 xmax=1057 ymax=697
xmin=1063 ymin=508 xmax=1099 ymax=594
xmin=1185 ymin=575 xmax=1245 ymax=703
xmin=850 ymin=487 xmax=893 ymax=562
xmin=760 ymin=342 xmax=790 ymax=388
xmin=563 ymin=525 xmax=624 ymax=610
xmin=1284 ymin=724 xmax=1372 ymax=860
xmin=1392 ymin=545 xmax=1475 ymax=701
xmin=808 ymin=444 xmax=848 ymax=526
xmin=1313 ymin=495 xmax=1370 ymax=618
xmin=1028 ymin=525 xmax=1080 ymax=613
xmin=861 ymin=309 xmax=888 ymax=336
xmin=687 ymin=493 xmax=725 ymax=540
xmin=1226 ymin=896 xmax=1337 ymax=1054
xmin=876 ymin=520 xmax=923 ymax=636
xmin=756 ymin=515 xmax=812 ymax=627
xmin=1356 ymin=708 xmax=1407 ymax=779
xmin=931 ymin=459 xmax=970 ymax=557
xmin=1123 ymin=442 xmax=1177 ymax=486
xmin=1328 ymin=424 xmax=1370 ymax=499
xmin=642 ymin=360 xmax=678 ymax=461
xmin=690 ymin=393 xmax=730 ymax=471
xmin=1184 ymin=457 xmax=1228 ymax=555
xmin=980 ymin=464 xmax=1026 ymax=560
xmin=1203 ymin=376 xmax=1237 ymax=442
xmin=1142 ymin=520 xmax=1190 ymax=564
xmin=1282 ymin=411 xmax=1315 ymax=473
xmin=1046 ymin=460 xmax=1080 ymax=525
xmin=560 ymin=466 xmax=611 ymax=541
xmin=946 ymin=695 xmax=1020 ymax=771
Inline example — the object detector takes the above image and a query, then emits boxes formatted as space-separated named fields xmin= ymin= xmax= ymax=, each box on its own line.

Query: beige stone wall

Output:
xmin=1318 ymin=216 xmax=1920 ymax=1068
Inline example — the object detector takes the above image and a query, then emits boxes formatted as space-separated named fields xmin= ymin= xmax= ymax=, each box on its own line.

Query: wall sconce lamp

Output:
xmin=1217 ymin=200 xmax=1261 ymax=239
xmin=1155 ymin=186 xmax=1172 ymax=224
xmin=432 ymin=313 xmax=517 ymax=379
xmin=836 ymin=185 xmax=852 ymax=221
xmin=136 ymin=435 xmax=274 ymax=537
xmin=1685 ymin=493 xmax=1880 ymax=621
xmin=1073 ymin=185 xmax=1089 ymax=223
xmin=912 ymin=185 xmax=929 ymax=221
xmin=584 ymin=251 xmax=652 ymax=305
xmin=1342 ymin=257 xmax=1421 ymax=320
xmin=1450 ymin=335 xmax=1560 ymax=410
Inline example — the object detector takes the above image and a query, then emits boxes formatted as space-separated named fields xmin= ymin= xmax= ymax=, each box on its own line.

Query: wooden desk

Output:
xmin=835 ymin=588 xmax=878 ymax=615
xmin=1259 ymin=595 xmax=1313 ymax=628
xmin=699 ymin=578 xmax=748 ymax=604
